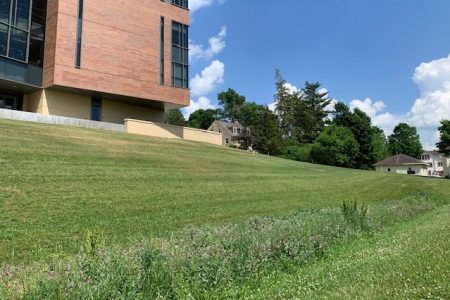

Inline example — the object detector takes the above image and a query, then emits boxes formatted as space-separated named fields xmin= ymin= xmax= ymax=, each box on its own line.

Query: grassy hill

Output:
xmin=1 ymin=118 xmax=449 ymax=263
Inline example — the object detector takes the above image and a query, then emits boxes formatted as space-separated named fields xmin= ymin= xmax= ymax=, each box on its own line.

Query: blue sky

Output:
xmin=185 ymin=0 xmax=450 ymax=149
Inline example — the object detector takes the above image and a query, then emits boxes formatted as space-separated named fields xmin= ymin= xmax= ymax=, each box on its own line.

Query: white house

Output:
xmin=444 ymin=157 xmax=450 ymax=178
xmin=420 ymin=151 xmax=444 ymax=176
xmin=374 ymin=154 xmax=428 ymax=176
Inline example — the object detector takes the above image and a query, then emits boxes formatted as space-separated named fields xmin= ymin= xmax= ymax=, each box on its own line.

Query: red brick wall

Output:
xmin=43 ymin=0 xmax=190 ymax=106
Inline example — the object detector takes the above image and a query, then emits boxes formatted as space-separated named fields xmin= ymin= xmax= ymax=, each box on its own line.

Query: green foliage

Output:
xmin=371 ymin=126 xmax=391 ymax=162
xmin=274 ymin=71 xmax=332 ymax=144
xmin=333 ymin=103 xmax=375 ymax=169
xmin=299 ymin=81 xmax=332 ymax=143
xmin=310 ymin=125 xmax=359 ymax=168
xmin=187 ymin=108 xmax=219 ymax=130
xmin=217 ymin=88 xmax=246 ymax=121
xmin=164 ymin=109 xmax=186 ymax=127
xmin=279 ymin=144 xmax=313 ymax=162
xmin=242 ymin=107 xmax=282 ymax=155
xmin=436 ymin=120 xmax=450 ymax=156
xmin=274 ymin=70 xmax=299 ymax=138
xmin=388 ymin=123 xmax=423 ymax=158
xmin=341 ymin=200 xmax=368 ymax=229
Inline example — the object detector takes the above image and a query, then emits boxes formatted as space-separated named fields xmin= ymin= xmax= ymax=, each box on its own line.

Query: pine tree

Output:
xmin=274 ymin=70 xmax=300 ymax=139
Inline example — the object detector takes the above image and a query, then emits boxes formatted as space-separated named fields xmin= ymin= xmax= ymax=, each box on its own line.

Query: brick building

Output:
xmin=0 ymin=0 xmax=189 ymax=123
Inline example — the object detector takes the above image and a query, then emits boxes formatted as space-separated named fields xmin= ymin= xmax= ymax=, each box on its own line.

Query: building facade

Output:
xmin=0 ymin=0 xmax=189 ymax=123
xmin=373 ymin=154 xmax=428 ymax=176
xmin=208 ymin=120 xmax=247 ymax=146
xmin=420 ymin=151 xmax=444 ymax=177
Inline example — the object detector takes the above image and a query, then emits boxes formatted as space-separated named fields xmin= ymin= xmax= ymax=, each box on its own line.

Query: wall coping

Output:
xmin=124 ymin=118 xmax=222 ymax=136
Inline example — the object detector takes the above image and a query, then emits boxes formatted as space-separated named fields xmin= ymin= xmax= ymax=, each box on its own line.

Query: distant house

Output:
xmin=420 ymin=151 xmax=444 ymax=176
xmin=444 ymin=147 xmax=450 ymax=178
xmin=444 ymin=158 xmax=450 ymax=178
xmin=208 ymin=120 xmax=247 ymax=146
xmin=373 ymin=154 xmax=428 ymax=176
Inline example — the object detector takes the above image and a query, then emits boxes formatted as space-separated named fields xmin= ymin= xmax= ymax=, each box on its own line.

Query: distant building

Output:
xmin=420 ymin=151 xmax=444 ymax=176
xmin=0 ymin=0 xmax=190 ymax=124
xmin=444 ymin=157 xmax=450 ymax=178
xmin=373 ymin=154 xmax=428 ymax=176
xmin=208 ymin=120 xmax=247 ymax=146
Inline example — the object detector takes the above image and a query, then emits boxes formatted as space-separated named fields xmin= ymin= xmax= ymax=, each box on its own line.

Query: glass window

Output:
xmin=171 ymin=0 xmax=188 ymax=9
xmin=0 ymin=0 xmax=11 ymax=24
xmin=9 ymin=28 xmax=27 ymax=61
xmin=15 ymin=0 xmax=30 ymax=30
xmin=171 ymin=21 xmax=189 ymax=88
xmin=0 ymin=24 xmax=8 ymax=56
xmin=91 ymin=96 xmax=102 ymax=121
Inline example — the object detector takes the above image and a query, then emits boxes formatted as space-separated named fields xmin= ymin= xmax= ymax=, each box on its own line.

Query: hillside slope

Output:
xmin=1 ymin=119 xmax=449 ymax=263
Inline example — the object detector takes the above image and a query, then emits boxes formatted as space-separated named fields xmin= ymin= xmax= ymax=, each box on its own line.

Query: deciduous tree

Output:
xmin=388 ymin=123 xmax=422 ymax=158
xmin=436 ymin=120 xmax=450 ymax=156
xmin=165 ymin=109 xmax=186 ymax=127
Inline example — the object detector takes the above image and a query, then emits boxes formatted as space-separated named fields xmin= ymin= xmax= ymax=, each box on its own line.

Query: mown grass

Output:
xmin=1 ymin=192 xmax=446 ymax=299
xmin=1 ymin=118 xmax=450 ymax=264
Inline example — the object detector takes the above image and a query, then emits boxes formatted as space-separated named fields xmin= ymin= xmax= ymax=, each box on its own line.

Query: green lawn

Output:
xmin=1 ymin=118 xmax=449 ymax=263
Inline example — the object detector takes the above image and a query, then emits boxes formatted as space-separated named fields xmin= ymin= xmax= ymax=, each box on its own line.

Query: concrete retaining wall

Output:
xmin=0 ymin=108 xmax=125 ymax=132
xmin=125 ymin=119 xmax=223 ymax=146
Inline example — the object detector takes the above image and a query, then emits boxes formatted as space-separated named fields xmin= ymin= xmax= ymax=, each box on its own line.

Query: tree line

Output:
xmin=165 ymin=71 xmax=450 ymax=170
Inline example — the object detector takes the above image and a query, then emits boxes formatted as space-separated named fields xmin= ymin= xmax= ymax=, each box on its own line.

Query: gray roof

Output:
xmin=373 ymin=154 xmax=427 ymax=166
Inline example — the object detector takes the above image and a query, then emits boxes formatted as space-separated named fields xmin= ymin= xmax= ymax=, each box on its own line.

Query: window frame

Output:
xmin=0 ymin=0 xmax=33 ymax=63
xmin=171 ymin=21 xmax=189 ymax=89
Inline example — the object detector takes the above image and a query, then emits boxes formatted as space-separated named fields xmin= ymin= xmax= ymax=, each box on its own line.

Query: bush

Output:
xmin=279 ymin=144 xmax=313 ymax=162
xmin=341 ymin=200 xmax=368 ymax=229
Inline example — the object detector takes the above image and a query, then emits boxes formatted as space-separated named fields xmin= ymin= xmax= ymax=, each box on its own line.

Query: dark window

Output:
xmin=171 ymin=0 xmax=188 ymax=9
xmin=171 ymin=21 xmax=188 ymax=88
xmin=0 ymin=0 xmax=35 ymax=63
xmin=91 ymin=96 xmax=102 ymax=121
xmin=160 ymin=16 xmax=164 ymax=84
xmin=0 ymin=0 xmax=46 ymax=65
xmin=75 ymin=0 xmax=83 ymax=68
xmin=9 ymin=27 xmax=27 ymax=61
xmin=28 ymin=0 xmax=46 ymax=66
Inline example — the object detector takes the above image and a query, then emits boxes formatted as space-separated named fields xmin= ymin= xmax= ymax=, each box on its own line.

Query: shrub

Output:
xmin=341 ymin=200 xmax=368 ymax=229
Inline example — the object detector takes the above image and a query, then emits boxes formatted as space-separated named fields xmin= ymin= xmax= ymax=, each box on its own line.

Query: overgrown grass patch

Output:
xmin=1 ymin=192 xmax=445 ymax=299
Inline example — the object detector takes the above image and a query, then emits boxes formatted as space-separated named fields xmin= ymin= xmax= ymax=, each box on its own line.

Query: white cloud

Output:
xmin=347 ymin=54 xmax=450 ymax=150
xmin=190 ymin=26 xmax=227 ymax=62
xmin=284 ymin=82 xmax=300 ymax=94
xmin=268 ymin=102 xmax=276 ymax=112
xmin=182 ymin=96 xmax=216 ymax=119
xmin=190 ymin=60 xmax=225 ymax=97
xmin=189 ymin=0 xmax=226 ymax=13
xmin=405 ymin=54 xmax=450 ymax=149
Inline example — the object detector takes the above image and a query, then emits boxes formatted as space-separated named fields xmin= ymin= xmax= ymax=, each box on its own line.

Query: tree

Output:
xmin=165 ymin=109 xmax=186 ymax=126
xmin=371 ymin=126 xmax=390 ymax=162
xmin=187 ymin=109 xmax=219 ymax=130
xmin=436 ymin=120 xmax=450 ymax=156
xmin=217 ymin=88 xmax=246 ymax=121
xmin=333 ymin=102 xmax=374 ymax=169
xmin=310 ymin=125 xmax=359 ymax=168
xmin=298 ymin=81 xmax=332 ymax=143
xmin=274 ymin=70 xmax=300 ymax=139
xmin=388 ymin=123 xmax=423 ymax=158
xmin=235 ymin=104 xmax=282 ymax=155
